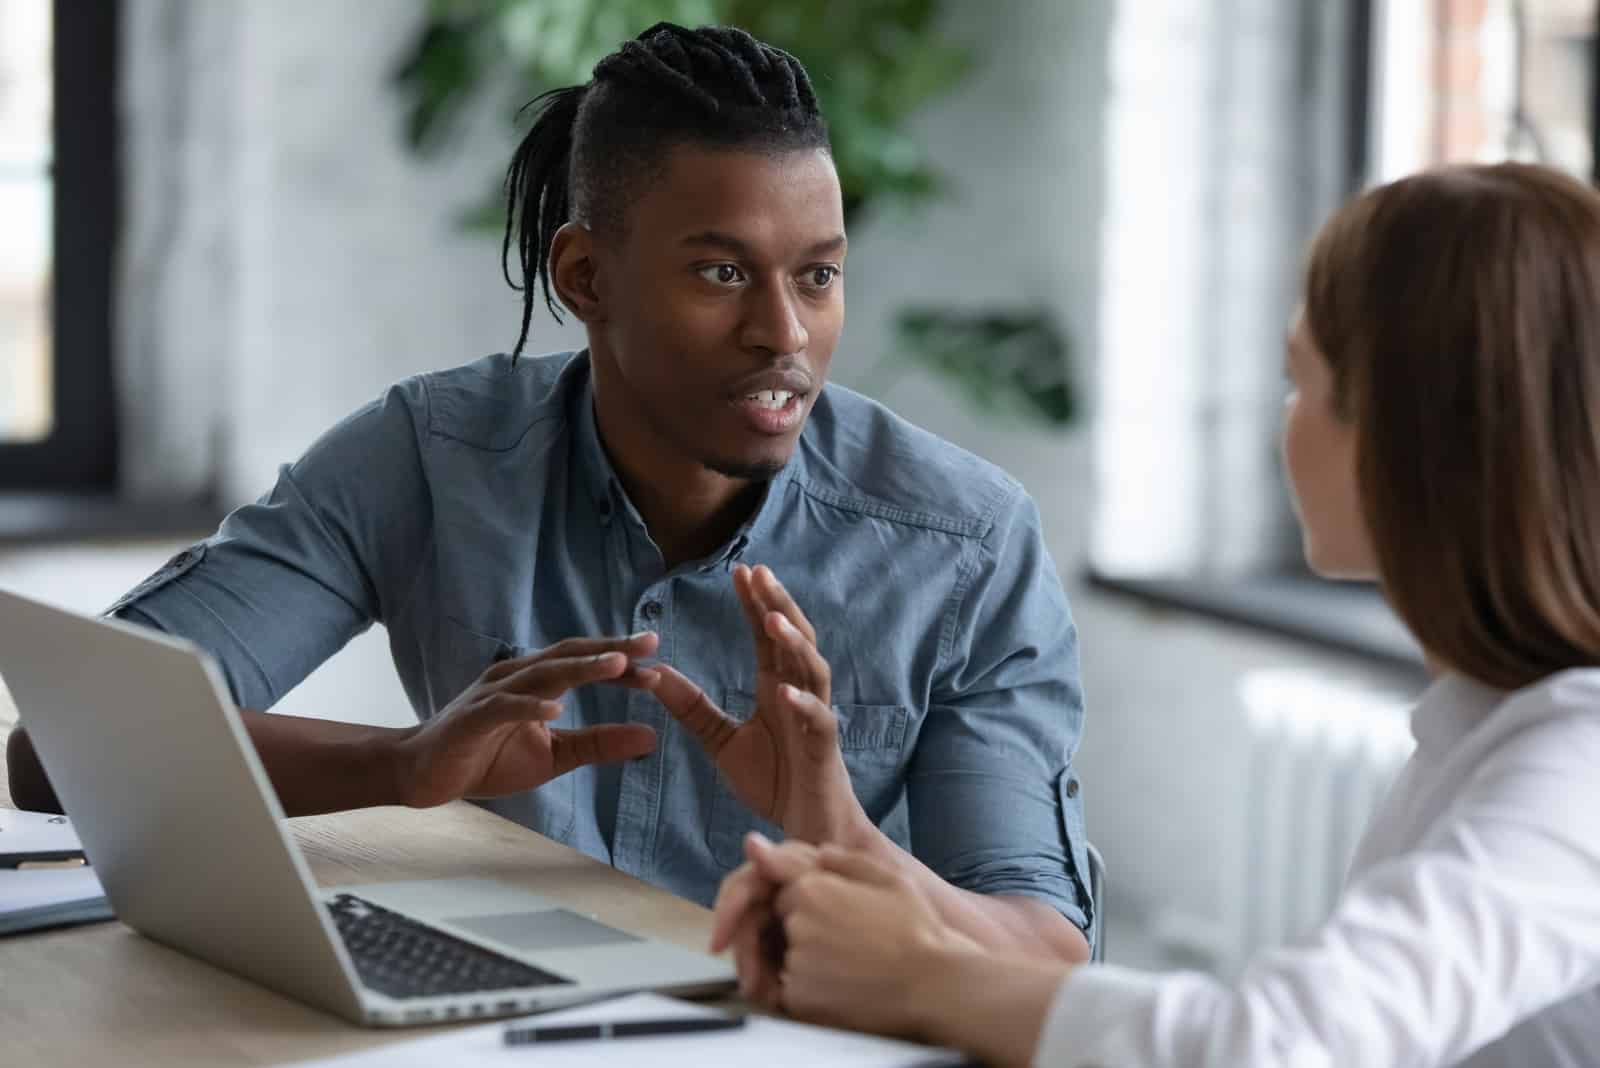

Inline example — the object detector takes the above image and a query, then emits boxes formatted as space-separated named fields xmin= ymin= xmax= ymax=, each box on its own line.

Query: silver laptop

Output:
xmin=0 ymin=589 xmax=734 ymax=1026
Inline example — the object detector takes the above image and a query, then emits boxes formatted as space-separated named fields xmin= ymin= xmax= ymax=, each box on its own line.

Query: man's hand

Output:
xmin=648 ymin=564 xmax=870 ymax=846
xmin=395 ymin=633 xmax=661 ymax=808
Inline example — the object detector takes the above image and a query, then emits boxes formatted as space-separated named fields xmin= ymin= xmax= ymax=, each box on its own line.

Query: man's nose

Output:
xmin=741 ymin=280 xmax=808 ymax=356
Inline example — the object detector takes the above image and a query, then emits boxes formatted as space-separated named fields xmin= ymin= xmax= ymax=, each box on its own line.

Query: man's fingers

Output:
xmin=816 ymin=845 xmax=906 ymax=890
xmin=748 ymin=565 xmax=822 ymax=695
xmin=753 ymin=565 xmax=817 ymax=645
xmin=763 ymin=612 xmax=832 ymax=698
xmin=732 ymin=564 xmax=778 ymax=673
xmin=647 ymin=664 xmax=739 ymax=757
xmin=497 ymin=651 xmax=631 ymax=698
xmin=483 ymin=632 xmax=659 ymax=683
xmin=778 ymin=684 xmax=839 ymax=753
xmin=468 ymin=693 xmax=565 ymax=730
xmin=548 ymin=723 xmax=657 ymax=777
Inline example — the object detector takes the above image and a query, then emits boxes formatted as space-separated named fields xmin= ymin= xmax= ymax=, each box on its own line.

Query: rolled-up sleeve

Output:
xmin=110 ymin=378 xmax=434 ymax=711
xmin=909 ymin=485 xmax=1093 ymax=936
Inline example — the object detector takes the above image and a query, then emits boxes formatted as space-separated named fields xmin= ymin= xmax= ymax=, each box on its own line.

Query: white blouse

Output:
xmin=1037 ymin=669 xmax=1600 ymax=1067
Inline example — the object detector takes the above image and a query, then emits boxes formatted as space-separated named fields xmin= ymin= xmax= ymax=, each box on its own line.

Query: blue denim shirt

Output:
xmin=112 ymin=351 xmax=1093 ymax=931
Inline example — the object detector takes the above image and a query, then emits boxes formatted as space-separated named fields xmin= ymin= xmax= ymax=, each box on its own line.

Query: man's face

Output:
xmin=592 ymin=145 xmax=846 ymax=479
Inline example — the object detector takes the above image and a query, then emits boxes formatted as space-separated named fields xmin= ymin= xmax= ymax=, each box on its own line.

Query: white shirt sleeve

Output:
xmin=1033 ymin=716 xmax=1600 ymax=1068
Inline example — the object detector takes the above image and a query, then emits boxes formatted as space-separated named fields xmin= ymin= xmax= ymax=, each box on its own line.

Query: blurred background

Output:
xmin=1 ymin=0 xmax=1594 ymax=977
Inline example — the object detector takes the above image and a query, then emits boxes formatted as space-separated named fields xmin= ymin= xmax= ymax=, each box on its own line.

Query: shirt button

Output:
xmin=641 ymin=600 xmax=663 ymax=622
xmin=1065 ymin=778 xmax=1080 ymax=799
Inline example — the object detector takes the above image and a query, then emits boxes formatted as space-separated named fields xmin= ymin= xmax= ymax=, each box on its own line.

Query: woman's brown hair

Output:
xmin=1304 ymin=162 xmax=1600 ymax=690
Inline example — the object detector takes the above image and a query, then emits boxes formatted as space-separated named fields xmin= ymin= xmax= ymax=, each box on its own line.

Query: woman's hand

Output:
xmin=770 ymin=845 xmax=980 ymax=1037
xmin=709 ymin=833 xmax=821 ymax=1007
xmin=712 ymin=834 xmax=1069 ymax=1068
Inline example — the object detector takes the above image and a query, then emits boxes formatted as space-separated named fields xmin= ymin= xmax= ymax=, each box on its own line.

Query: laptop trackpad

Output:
xmin=447 ymin=909 xmax=643 ymax=952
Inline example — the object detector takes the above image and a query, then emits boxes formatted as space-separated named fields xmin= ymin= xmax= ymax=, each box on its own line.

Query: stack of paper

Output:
xmin=0 ymin=809 xmax=113 ymax=935
xmin=0 ymin=865 xmax=112 ymax=935
xmin=281 ymin=992 xmax=969 ymax=1067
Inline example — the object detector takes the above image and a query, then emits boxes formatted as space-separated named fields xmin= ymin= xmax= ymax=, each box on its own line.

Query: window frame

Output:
xmin=1592 ymin=2 xmax=1600 ymax=184
xmin=0 ymin=0 xmax=119 ymax=490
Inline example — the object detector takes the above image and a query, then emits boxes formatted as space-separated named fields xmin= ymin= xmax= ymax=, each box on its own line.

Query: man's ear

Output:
xmin=549 ymin=222 xmax=606 ymax=323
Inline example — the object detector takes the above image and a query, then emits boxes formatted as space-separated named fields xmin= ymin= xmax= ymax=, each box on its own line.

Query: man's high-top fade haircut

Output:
xmin=502 ymin=22 xmax=831 ymax=358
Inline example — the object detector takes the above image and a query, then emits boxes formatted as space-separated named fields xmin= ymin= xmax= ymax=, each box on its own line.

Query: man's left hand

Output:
xmin=646 ymin=563 xmax=870 ymax=848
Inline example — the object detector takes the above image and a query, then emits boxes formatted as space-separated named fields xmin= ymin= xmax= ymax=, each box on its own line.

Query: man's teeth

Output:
xmin=747 ymin=389 xmax=795 ymax=410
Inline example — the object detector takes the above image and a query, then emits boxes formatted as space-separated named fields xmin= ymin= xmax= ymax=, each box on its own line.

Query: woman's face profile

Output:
xmin=1282 ymin=310 xmax=1376 ymax=581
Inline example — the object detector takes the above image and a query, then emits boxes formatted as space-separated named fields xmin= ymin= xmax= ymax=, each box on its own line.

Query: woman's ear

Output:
xmin=549 ymin=222 xmax=606 ymax=323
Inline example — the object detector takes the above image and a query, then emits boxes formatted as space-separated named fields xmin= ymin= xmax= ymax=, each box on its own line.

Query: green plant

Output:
xmin=878 ymin=307 xmax=1076 ymax=428
xmin=395 ymin=0 xmax=973 ymax=224
xmin=392 ymin=0 xmax=1077 ymax=429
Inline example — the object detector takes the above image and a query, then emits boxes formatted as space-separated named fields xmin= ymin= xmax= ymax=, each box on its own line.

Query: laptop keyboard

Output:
xmin=327 ymin=893 xmax=572 ymax=1000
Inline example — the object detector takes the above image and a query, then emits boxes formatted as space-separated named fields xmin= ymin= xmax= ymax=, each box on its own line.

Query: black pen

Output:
xmin=503 ymin=1015 xmax=747 ymax=1045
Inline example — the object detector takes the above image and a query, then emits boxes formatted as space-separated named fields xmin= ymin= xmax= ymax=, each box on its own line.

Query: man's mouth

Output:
xmin=746 ymin=388 xmax=798 ymax=411
xmin=735 ymin=388 xmax=807 ymax=435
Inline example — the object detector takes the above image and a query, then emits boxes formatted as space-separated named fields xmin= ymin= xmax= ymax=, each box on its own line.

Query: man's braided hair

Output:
xmin=502 ymin=23 xmax=830 ymax=358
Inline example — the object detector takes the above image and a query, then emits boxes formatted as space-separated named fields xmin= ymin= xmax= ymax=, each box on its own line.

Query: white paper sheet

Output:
xmin=279 ymin=992 xmax=967 ymax=1068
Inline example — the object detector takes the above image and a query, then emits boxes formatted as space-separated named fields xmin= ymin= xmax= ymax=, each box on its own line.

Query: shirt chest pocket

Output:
xmin=433 ymin=618 xmax=576 ymax=841
xmin=706 ymin=689 xmax=910 ymax=868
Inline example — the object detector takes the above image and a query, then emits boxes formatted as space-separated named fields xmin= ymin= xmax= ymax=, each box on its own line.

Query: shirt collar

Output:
xmin=1410 ymin=671 xmax=1505 ymax=756
xmin=572 ymin=357 xmax=622 ymax=526
xmin=570 ymin=352 xmax=808 ymax=570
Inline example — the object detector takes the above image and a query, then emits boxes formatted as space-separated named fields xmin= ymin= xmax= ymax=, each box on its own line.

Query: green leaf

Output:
xmin=890 ymin=307 xmax=1078 ymax=429
xmin=392 ymin=15 xmax=491 ymax=152
xmin=392 ymin=0 xmax=975 ymax=220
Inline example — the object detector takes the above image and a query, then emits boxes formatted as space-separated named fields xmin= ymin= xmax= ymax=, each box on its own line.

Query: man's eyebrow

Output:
xmin=803 ymin=234 xmax=848 ymax=258
xmin=679 ymin=231 xmax=848 ymax=260
xmin=680 ymin=231 xmax=756 ymax=258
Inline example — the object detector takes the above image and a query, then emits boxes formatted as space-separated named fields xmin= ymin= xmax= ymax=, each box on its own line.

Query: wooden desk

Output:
xmin=1 ymin=699 xmax=729 ymax=1067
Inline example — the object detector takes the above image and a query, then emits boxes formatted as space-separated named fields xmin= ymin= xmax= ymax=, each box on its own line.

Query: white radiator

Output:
xmin=1224 ymin=669 xmax=1415 ymax=970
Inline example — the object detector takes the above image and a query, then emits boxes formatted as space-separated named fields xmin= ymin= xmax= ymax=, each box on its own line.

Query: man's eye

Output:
xmin=698 ymin=264 xmax=745 ymax=286
xmin=804 ymin=266 xmax=839 ymax=289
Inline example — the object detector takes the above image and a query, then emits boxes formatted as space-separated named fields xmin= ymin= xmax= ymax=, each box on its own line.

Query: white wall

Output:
xmin=117 ymin=0 xmax=582 ymax=729
xmin=831 ymin=0 xmax=1112 ymax=574
xmin=100 ymin=0 xmax=1426 ymax=970
xmin=120 ymin=0 xmax=587 ymax=505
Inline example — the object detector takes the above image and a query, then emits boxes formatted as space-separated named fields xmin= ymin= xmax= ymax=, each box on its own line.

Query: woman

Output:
xmin=711 ymin=163 xmax=1600 ymax=1066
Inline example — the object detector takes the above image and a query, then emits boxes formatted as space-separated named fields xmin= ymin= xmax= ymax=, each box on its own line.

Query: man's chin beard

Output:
xmin=704 ymin=455 xmax=788 ymax=481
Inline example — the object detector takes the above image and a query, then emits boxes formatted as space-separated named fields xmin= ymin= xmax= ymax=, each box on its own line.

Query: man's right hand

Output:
xmin=393 ymin=632 xmax=662 ymax=808
xmin=5 ymin=632 xmax=663 ymax=817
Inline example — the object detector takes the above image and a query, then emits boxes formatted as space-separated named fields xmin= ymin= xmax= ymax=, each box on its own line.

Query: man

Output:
xmin=7 ymin=24 xmax=1092 ymax=962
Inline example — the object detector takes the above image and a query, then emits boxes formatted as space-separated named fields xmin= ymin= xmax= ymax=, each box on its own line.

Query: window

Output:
xmin=0 ymin=0 xmax=117 ymax=489
xmin=1089 ymin=1 xmax=1600 ymax=671
xmin=1370 ymin=0 xmax=1596 ymax=182
xmin=0 ymin=0 xmax=50 ymax=444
